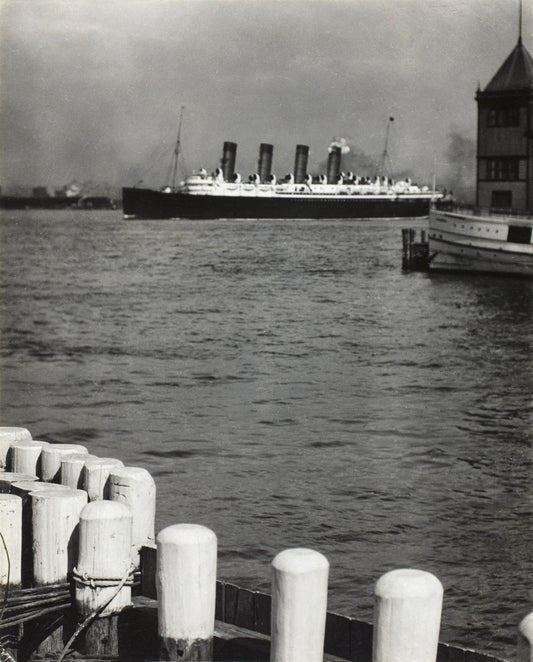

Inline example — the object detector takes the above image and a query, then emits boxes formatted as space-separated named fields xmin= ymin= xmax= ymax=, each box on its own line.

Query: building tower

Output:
xmin=475 ymin=15 xmax=533 ymax=212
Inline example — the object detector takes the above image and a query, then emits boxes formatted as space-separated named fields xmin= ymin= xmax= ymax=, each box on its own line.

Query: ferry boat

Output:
xmin=122 ymin=115 xmax=440 ymax=220
xmin=427 ymin=204 xmax=533 ymax=276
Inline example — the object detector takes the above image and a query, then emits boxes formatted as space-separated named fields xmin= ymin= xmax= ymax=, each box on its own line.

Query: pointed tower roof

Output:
xmin=483 ymin=39 xmax=533 ymax=92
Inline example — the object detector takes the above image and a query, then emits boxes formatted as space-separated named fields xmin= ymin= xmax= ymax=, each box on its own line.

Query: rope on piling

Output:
xmin=56 ymin=563 xmax=136 ymax=662
xmin=72 ymin=566 xmax=137 ymax=588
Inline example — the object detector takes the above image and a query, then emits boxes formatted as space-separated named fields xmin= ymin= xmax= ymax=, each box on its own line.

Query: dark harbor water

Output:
xmin=1 ymin=209 xmax=532 ymax=659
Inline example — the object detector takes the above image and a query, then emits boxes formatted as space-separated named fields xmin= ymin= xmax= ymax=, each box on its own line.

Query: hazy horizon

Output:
xmin=0 ymin=0 xmax=529 ymax=198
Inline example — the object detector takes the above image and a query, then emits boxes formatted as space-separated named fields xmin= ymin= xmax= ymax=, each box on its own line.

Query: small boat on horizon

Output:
xmin=0 ymin=193 xmax=117 ymax=211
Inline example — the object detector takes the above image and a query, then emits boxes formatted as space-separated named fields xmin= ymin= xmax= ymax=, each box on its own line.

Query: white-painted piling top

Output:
xmin=80 ymin=499 xmax=132 ymax=520
xmin=110 ymin=466 xmax=151 ymax=479
xmin=63 ymin=452 xmax=96 ymax=462
xmin=43 ymin=443 xmax=89 ymax=454
xmin=84 ymin=457 xmax=123 ymax=467
xmin=272 ymin=548 xmax=329 ymax=574
xmin=11 ymin=439 xmax=49 ymax=449
xmin=375 ymin=569 xmax=443 ymax=599
xmin=0 ymin=493 xmax=22 ymax=503
xmin=16 ymin=481 xmax=71 ymax=492
xmin=30 ymin=486 xmax=87 ymax=499
xmin=157 ymin=523 xmax=217 ymax=546
xmin=0 ymin=427 xmax=32 ymax=441
xmin=519 ymin=613 xmax=533 ymax=639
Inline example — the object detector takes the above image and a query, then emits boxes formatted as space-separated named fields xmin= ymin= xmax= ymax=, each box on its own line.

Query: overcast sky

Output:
xmin=0 ymin=0 xmax=529 ymax=191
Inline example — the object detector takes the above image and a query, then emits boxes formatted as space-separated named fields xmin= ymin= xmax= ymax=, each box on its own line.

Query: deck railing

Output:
xmin=435 ymin=200 xmax=533 ymax=220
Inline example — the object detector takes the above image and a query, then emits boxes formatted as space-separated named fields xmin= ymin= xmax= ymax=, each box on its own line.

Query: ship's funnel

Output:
xmin=327 ymin=145 xmax=342 ymax=184
xmin=221 ymin=141 xmax=237 ymax=181
xmin=293 ymin=145 xmax=309 ymax=184
xmin=258 ymin=143 xmax=273 ymax=183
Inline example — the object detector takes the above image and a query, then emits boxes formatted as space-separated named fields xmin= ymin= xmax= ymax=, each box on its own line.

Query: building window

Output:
xmin=491 ymin=190 xmax=512 ymax=208
xmin=485 ymin=158 xmax=520 ymax=181
xmin=486 ymin=107 xmax=520 ymax=127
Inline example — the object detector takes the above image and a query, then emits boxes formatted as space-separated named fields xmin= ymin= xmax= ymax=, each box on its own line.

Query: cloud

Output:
xmin=0 ymin=0 xmax=524 ymax=191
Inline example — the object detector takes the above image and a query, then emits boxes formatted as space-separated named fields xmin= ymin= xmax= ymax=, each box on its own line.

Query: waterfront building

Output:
xmin=475 ymin=31 xmax=533 ymax=212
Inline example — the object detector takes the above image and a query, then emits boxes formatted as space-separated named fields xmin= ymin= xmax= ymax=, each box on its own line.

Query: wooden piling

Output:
xmin=401 ymin=227 xmax=430 ymax=271
xmin=402 ymin=228 xmax=411 ymax=269
xmin=0 ymin=492 xmax=23 ymax=662
xmin=518 ymin=613 xmax=533 ymax=662
xmin=270 ymin=548 xmax=329 ymax=662
xmin=73 ymin=500 xmax=133 ymax=657
xmin=0 ymin=493 xmax=22 ymax=588
xmin=30 ymin=487 xmax=88 ymax=655
xmin=60 ymin=452 xmax=97 ymax=489
xmin=10 ymin=439 xmax=50 ymax=477
xmin=41 ymin=443 xmax=89 ymax=482
xmin=156 ymin=524 xmax=217 ymax=661
xmin=32 ymin=487 xmax=88 ymax=584
xmin=109 ymin=466 xmax=156 ymax=565
xmin=82 ymin=456 xmax=124 ymax=500
xmin=0 ymin=427 xmax=32 ymax=470
xmin=373 ymin=568 xmax=443 ymax=662
xmin=11 ymin=481 xmax=72 ymax=587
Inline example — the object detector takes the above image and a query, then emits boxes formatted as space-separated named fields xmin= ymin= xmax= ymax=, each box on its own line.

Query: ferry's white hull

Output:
xmin=428 ymin=209 xmax=533 ymax=276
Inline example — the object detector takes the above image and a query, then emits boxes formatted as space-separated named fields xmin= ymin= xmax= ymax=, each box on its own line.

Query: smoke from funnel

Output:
xmin=328 ymin=137 xmax=350 ymax=155
xmin=442 ymin=130 xmax=475 ymax=203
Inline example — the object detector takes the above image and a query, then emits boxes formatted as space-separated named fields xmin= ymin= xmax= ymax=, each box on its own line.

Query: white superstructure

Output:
xmin=175 ymin=170 xmax=438 ymax=200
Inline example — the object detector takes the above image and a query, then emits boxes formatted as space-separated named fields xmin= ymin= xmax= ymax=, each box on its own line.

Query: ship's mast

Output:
xmin=169 ymin=105 xmax=185 ymax=189
xmin=379 ymin=116 xmax=394 ymax=177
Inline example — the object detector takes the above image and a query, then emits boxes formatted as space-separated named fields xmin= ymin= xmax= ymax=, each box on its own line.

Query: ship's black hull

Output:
xmin=122 ymin=187 xmax=432 ymax=220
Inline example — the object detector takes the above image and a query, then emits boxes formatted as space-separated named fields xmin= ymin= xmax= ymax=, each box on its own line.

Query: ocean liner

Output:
xmin=123 ymin=133 xmax=440 ymax=220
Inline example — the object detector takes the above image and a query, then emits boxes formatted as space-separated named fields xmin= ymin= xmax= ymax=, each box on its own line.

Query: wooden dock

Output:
xmin=402 ymin=228 xmax=431 ymax=272
xmin=0 ymin=426 xmax=530 ymax=662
